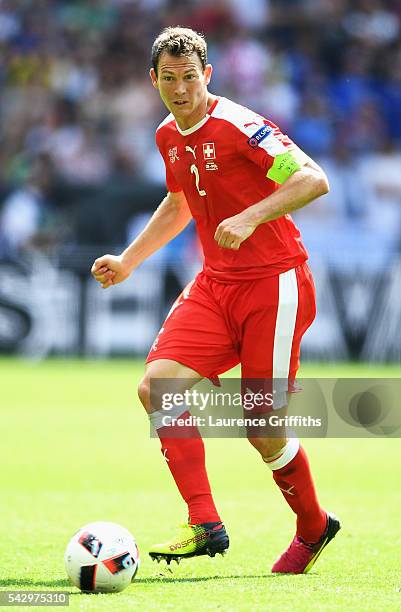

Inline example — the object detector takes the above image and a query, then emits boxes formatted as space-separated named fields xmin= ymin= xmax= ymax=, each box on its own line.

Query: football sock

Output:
xmin=149 ymin=409 xmax=221 ymax=525
xmin=264 ymin=438 xmax=327 ymax=543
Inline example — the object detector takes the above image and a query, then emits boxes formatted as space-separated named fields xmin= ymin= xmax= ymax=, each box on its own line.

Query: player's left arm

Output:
xmin=214 ymin=153 xmax=329 ymax=250
xmin=249 ymin=156 xmax=329 ymax=224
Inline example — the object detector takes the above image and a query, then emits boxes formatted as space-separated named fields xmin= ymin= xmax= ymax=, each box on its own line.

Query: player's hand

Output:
xmin=91 ymin=254 xmax=131 ymax=289
xmin=214 ymin=213 xmax=257 ymax=250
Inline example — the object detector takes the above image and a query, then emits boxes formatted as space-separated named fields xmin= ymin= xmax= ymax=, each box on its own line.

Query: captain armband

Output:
xmin=267 ymin=148 xmax=308 ymax=184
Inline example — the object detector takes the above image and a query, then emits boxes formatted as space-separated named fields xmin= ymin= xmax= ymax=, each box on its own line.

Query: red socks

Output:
xmin=152 ymin=407 xmax=324 ymax=539
xmin=156 ymin=411 xmax=221 ymax=525
xmin=269 ymin=443 xmax=327 ymax=542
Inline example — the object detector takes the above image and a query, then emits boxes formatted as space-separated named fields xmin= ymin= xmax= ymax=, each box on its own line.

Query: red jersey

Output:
xmin=156 ymin=96 xmax=309 ymax=282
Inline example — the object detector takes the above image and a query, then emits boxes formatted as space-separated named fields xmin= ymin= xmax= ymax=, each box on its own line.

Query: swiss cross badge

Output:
xmin=203 ymin=142 xmax=216 ymax=160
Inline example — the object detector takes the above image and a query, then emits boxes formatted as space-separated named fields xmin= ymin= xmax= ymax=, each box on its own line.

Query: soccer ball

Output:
xmin=64 ymin=522 xmax=140 ymax=593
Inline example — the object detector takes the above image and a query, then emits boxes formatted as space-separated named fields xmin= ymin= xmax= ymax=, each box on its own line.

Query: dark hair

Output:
xmin=151 ymin=26 xmax=207 ymax=75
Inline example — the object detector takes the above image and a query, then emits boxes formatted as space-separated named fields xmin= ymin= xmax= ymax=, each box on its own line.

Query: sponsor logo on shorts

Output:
xmin=248 ymin=124 xmax=272 ymax=148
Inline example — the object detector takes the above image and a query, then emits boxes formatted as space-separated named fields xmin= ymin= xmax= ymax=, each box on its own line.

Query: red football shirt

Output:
xmin=156 ymin=96 xmax=309 ymax=282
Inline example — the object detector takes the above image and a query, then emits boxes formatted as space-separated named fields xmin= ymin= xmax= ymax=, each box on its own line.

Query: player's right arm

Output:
xmin=91 ymin=190 xmax=192 ymax=288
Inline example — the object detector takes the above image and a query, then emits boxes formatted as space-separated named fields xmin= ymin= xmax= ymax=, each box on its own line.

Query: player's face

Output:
xmin=150 ymin=52 xmax=212 ymax=130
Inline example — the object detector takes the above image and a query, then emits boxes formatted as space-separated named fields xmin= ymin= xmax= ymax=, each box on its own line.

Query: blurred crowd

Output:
xmin=1 ymin=0 xmax=401 ymax=261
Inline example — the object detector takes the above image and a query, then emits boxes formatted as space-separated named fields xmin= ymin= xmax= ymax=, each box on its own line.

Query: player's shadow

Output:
xmin=0 ymin=573 xmax=317 ymax=594
xmin=134 ymin=573 xmax=308 ymax=584
xmin=0 ymin=578 xmax=70 ymax=588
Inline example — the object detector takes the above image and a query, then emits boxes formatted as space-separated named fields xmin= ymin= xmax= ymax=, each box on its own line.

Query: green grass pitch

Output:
xmin=0 ymin=359 xmax=400 ymax=611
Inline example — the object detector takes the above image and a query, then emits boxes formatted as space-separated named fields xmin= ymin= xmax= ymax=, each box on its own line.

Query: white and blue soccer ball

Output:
xmin=64 ymin=521 xmax=140 ymax=593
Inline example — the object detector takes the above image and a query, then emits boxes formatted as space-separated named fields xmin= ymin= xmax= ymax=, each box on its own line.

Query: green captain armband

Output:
xmin=267 ymin=149 xmax=307 ymax=184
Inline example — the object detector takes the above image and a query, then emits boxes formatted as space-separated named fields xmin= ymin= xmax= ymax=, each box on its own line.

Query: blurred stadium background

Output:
xmin=1 ymin=0 xmax=401 ymax=363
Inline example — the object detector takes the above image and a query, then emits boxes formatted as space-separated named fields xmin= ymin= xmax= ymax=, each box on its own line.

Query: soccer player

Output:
xmin=91 ymin=27 xmax=340 ymax=574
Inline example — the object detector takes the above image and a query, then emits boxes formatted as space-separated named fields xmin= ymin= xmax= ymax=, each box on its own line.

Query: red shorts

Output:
xmin=146 ymin=262 xmax=316 ymax=382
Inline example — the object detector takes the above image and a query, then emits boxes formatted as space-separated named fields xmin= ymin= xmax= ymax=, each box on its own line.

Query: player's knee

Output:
xmin=137 ymin=377 xmax=151 ymax=412
xmin=247 ymin=436 xmax=286 ymax=459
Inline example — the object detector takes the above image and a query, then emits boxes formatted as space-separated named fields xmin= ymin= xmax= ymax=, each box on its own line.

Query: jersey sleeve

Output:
xmin=236 ymin=119 xmax=309 ymax=184
xmin=155 ymin=130 xmax=182 ymax=193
